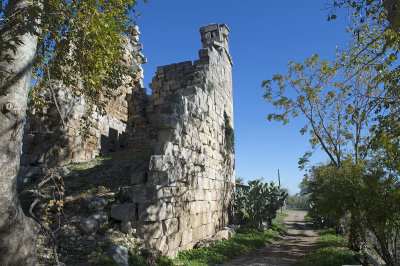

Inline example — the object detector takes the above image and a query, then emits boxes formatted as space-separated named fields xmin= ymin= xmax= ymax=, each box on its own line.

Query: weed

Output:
xmin=128 ymin=250 xmax=149 ymax=266
xmin=207 ymin=82 xmax=214 ymax=93
xmin=316 ymin=228 xmax=336 ymax=236
xmin=294 ymin=247 xmax=359 ymax=266
xmin=193 ymin=77 xmax=203 ymax=84
xmin=97 ymin=254 xmax=119 ymax=266
xmin=295 ymin=229 xmax=359 ymax=266
xmin=224 ymin=112 xmax=234 ymax=153
xmin=317 ymin=234 xmax=347 ymax=248
xmin=299 ymin=230 xmax=307 ymax=236
xmin=272 ymin=212 xmax=288 ymax=225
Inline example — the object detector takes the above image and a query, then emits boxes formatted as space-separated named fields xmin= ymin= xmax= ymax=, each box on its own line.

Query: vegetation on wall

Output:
xmin=224 ymin=112 xmax=235 ymax=153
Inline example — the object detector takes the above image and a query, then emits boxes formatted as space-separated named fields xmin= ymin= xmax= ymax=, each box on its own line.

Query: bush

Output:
xmin=285 ymin=194 xmax=310 ymax=210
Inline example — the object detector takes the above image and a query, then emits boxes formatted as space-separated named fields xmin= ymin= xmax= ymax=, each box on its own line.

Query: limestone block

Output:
xmin=214 ymin=227 xmax=235 ymax=240
xmin=139 ymin=202 xmax=166 ymax=221
xmin=202 ymin=212 xmax=212 ymax=225
xmin=181 ymin=229 xmax=193 ymax=247
xmin=137 ymin=221 xmax=163 ymax=239
xmin=146 ymin=235 xmax=168 ymax=255
xmin=110 ymin=203 xmax=136 ymax=222
xmin=130 ymin=171 xmax=146 ymax=185
xmin=192 ymin=225 xmax=206 ymax=242
xmin=149 ymin=155 xmax=164 ymax=171
xmin=190 ymin=213 xmax=203 ymax=228
xmin=106 ymin=245 xmax=129 ymax=266
xmin=148 ymin=171 xmax=169 ymax=186
xmin=166 ymin=248 xmax=178 ymax=258
xmin=79 ymin=211 xmax=109 ymax=235
xmin=162 ymin=218 xmax=179 ymax=236
xmin=149 ymin=114 xmax=182 ymax=130
xmin=178 ymin=216 xmax=190 ymax=231
xmin=122 ymin=186 xmax=147 ymax=203
xmin=184 ymin=242 xmax=196 ymax=250
xmin=165 ymin=203 xmax=175 ymax=220
xmin=121 ymin=221 xmax=136 ymax=234
xmin=206 ymin=223 xmax=216 ymax=237
xmin=158 ymin=129 xmax=181 ymax=144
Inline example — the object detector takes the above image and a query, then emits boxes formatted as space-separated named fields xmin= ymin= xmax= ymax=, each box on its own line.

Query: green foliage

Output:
xmin=174 ymin=227 xmax=284 ymax=265
xmin=128 ymin=251 xmax=148 ymax=266
xmin=98 ymin=255 xmax=120 ymax=266
xmin=302 ymin=160 xmax=400 ymax=264
xmin=156 ymin=256 xmax=175 ymax=266
xmin=235 ymin=176 xmax=245 ymax=185
xmin=295 ymin=228 xmax=358 ymax=266
xmin=1 ymin=0 xmax=145 ymax=113
xmin=316 ymin=228 xmax=336 ymax=236
xmin=326 ymin=0 xmax=400 ymax=178
xmin=235 ymin=178 xmax=287 ymax=227
xmin=224 ymin=112 xmax=234 ymax=153
xmin=207 ymin=82 xmax=214 ymax=93
xmin=317 ymin=234 xmax=347 ymax=248
xmin=285 ymin=194 xmax=310 ymax=210
xmin=272 ymin=212 xmax=288 ymax=226
xmin=263 ymin=51 xmax=383 ymax=168
xmin=294 ymin=247 xmax=359 ymax=266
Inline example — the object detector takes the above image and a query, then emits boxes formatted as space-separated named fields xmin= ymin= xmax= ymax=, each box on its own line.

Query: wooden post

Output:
xmin=278 ymin=169 xmax=283 ymax=213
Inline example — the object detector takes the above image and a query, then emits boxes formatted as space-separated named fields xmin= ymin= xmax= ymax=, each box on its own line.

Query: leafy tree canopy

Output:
xmin=1 ymin=0 xmax=145 ymax=113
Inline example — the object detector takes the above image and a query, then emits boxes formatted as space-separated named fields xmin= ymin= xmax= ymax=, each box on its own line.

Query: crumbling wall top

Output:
xmin=200 ymin=23 xmax=230 ymax=51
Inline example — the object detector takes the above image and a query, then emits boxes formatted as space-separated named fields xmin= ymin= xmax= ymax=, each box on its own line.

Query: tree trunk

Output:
xmin=348 ymin=213 xmax=365 ymax=252
xmin=0 ymin=0 xmax=40 ymax=265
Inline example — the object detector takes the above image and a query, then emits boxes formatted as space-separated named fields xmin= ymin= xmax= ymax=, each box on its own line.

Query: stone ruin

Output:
xmin=20 ymin=23 xmax=235 ymax=257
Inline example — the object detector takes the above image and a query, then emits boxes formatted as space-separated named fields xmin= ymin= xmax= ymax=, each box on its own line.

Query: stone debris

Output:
xmin=88 ymin=196 xmax=107 ymax=211
xmin=111 ymin=203 xmax=137 ymax=222
xmin=106 ymin=245 xmax=129 ymax=266
xmin=55 ymin=166 xmax=70 ymax=177
xmin=194 ymin=236 xmax=223 ymax=249
xmin=121 ymin=221 xmax=136 ymax=234
xmin=79 ymin=211 xmax=109 ymax=235
xmin=214 ymin=227 xmax=236 ymax=240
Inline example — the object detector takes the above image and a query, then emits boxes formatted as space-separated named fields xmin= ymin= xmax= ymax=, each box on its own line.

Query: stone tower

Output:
xmin=117 ymin=23 xmax=236 ymax=257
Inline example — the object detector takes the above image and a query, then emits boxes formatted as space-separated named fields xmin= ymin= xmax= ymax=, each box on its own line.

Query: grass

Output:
xmin=294 ymin=228 xmax=360 ymax=266
xmin=272 ymin=211 xmax=288 ymax=226
xmin=173 ymin=225 xmax=287 ymax=266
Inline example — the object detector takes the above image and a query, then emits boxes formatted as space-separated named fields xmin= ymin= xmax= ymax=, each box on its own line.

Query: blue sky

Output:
xmin=135 ymin=0 xmax=350 ymax=194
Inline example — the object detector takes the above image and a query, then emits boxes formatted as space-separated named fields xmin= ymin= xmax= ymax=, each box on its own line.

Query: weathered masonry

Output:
xmin=20 ymin=25 xmax=146 ymax=170
xmin=20 ymin=23 xmax=235 ymax=257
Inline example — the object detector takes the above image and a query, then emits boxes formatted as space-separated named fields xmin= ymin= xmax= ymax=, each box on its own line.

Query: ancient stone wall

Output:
xmin=20 ymin=26 xmax=147 ymax=182
xmin=20 ymin=23 xmax=235 ymax=257
xmin=112 ymin=23 xmax=235 ymax=257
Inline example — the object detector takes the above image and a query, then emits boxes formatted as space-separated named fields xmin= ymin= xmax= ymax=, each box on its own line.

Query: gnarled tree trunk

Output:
xmin=0 ymin=0 xmax=40 ymax=265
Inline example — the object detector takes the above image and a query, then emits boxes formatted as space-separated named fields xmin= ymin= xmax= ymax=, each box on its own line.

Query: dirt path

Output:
xmin=221 ymin=210 xmax=317 ymax=266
